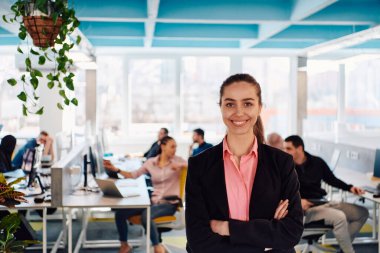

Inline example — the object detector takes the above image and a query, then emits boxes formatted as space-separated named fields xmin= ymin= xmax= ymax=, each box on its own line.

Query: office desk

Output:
xmin=0 ymin=199 xmax=50 ymax=253
xmin=62 ymin=175 xmax=151 ymax=253
xmin=334 ymin=167 xmax=380 ymax=253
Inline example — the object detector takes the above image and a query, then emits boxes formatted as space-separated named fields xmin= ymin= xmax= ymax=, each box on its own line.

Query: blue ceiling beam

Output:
xmin=72 ymin=0 xmax=147 ymax=19
xmin=155 ymin=23 xmax=259 ymax=39
xmin=89 ymin=38 xmax=144 ymax=47
xmin=0 ymin=36 xmax=20 ymax=45
xmin=0 ymin=27 xmax=13 ymax=35
xmin=305 ymin=1 xmax=380 ymax=23
xmin=272 ymin=25 xmax=370 ymax=40
xmin=152 ymin=39 xmax=240 ymax=48
xmin=80 ymin=21 xmax=145 ymax=37
xmin=158 ymin=0 xmax=290 ymax=21
xmin=291 ymin=0 xmax=338 ymax=21
xmin=349 ymin=39 xmax=380 ymax=49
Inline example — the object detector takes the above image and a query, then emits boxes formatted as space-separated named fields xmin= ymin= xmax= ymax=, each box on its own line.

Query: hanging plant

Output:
xmin=2 ymin=0 xmax=81 ymax=116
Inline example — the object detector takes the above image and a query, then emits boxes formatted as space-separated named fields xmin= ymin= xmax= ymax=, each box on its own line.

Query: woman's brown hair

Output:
xmin=219 ymin=73 xmax=265 ymax=144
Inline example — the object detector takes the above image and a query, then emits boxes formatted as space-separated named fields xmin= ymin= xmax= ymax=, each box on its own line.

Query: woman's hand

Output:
xmin=301 ymin=199 xmax=314 ymax=211
xmin=103 ymin=160 xmax=118 ymax=172
xmin=210 ymin=220 xmax=230 ymax=236
xmin=274 ymin=199 xmax=289 ymax=220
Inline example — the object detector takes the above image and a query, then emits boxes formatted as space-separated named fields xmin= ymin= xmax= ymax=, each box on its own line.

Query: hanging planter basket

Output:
xmin=23 ymin=16 xmax=63 ymax=47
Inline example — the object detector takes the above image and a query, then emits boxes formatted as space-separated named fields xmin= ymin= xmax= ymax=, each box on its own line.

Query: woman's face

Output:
xmin=220 ymin=81 xmax=262 ymax=136
xmin=161 ymin=139 xmax=177 ymax=158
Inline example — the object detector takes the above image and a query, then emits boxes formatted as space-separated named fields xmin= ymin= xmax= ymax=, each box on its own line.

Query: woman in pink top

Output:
xmin=185 ymin=74 xmax=303 ymax=253
xmin=104 ymin=136 xmax=187 ymax=253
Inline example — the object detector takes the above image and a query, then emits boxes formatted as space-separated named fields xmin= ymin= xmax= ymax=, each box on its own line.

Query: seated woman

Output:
xmin=104 ymin=136 xmax=187 ymax=253
xmin=0 ymin=135 xmax=17 ymax=172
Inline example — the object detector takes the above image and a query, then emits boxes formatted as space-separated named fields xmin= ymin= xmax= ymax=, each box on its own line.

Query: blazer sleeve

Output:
xmin=185 ymin=156 xmax=256 ymax=253
xmin=229 ymin=155 xmax=304 ymax=249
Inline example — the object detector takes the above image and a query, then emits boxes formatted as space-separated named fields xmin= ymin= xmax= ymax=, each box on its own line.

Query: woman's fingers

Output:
xmin=274 ymin=199 xmax=289 ymax=220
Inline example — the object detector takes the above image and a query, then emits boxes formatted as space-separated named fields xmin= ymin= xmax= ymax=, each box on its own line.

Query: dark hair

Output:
xmin=158 ymin=136 xmax=174 ymax=154
xmin=161 ymin=128 xmax=169 ymax=135
xmin=284 ymin=135 xmax=305 ymax=151
xmin=40 ymin=130 xmax=49 ymax=136
xmin=219 ymin=73 xmax=265 ymax=144
xmin=193 ymin=128 xmax=204 ymax=139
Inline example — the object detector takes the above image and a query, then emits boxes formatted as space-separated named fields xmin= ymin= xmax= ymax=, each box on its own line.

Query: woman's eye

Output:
xmin=244 ymin=102 xmax=253 ymax=107
xmin=225 ymin=103 xmax=234 ymax=108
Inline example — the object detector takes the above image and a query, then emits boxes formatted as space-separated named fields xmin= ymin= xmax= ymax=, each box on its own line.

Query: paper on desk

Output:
xmin=116 ymin=179 xmax=139 ymax=187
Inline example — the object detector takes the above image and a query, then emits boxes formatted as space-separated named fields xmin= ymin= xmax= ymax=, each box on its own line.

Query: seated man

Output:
xmin=284 ymin=135 xmax=369 ymax=253
xmin=266 ymin=132 xmax=284 ymax=150
xmin=188 ymin=128 xmax=213 ymax=156
xmin=12 ymin=131 xmax=54 ymax=169
xmin=144 ymin=128 xmax=168 ymax=159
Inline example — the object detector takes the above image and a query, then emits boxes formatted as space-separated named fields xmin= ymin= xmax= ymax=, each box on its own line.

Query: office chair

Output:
xmin=295 ymin=219 xmax=336 ymax=253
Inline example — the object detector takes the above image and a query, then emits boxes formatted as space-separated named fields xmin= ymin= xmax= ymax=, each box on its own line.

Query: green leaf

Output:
xmin=7 ymin=79 xmax=17 ymax=86
xmin=57 ymin=103 xmax=63 ymax=110
xmin=2 ymin=15 xmax=8 ymax=24
xmin=71 ymin=98 xmax=78 ymax=106
xmin=59 ymin=89 xmax=67 ymax=99
xmin=23 ymin=104 xmax=28 ymax=116
xmin=25 ymin=57 xmax=31 ymax=70
xmin=44 ymin=52 xmax=52 ymax=61
xmin=35 ymin=107 xmax=44 ymax=115
xmin=63 ymin=43 xmax=70 ymax=51
xmin=17 ymin=92 xmax=27 ymax=102
xmin=34 ymin=70 xmax=43 ymax=77
xmin=38 ymin=56 xmax=46 ymax=65
xmin=30 ymin=48 xmax=39 ymax=55
xmin=21 ymin=74 xmax=26 ymax=82
xmin=18 ymin=31 xmax=26 ymax=40
xmin=52 ymin=13 xmax=58 ymax=25
xmin=30 ymin=77 xmax=38 ymax=89
xmin=33 ymin=92 xmax=39 ymax=100
xmin=47 ymin=81 xmax=54 ymax=89
xmin=76 ymin=35 xmax=82 ymax=45
xmin=64 ymin=98 xmax=70 ymax=105
xmin=47 ymin=73 xmax=54 ymax=80
xmin=17 ymin=46 xmax=23 ymax=54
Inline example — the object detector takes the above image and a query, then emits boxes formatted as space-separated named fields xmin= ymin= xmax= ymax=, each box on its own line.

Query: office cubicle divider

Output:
xmin=51 ymin=142 xmax=87 ymax=207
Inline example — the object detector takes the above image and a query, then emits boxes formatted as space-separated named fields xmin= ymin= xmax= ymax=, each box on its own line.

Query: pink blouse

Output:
xmin=131 ymin=155 xmax=187 ymax=204
xmin=223 ymin=137 xmax=258 ymax=221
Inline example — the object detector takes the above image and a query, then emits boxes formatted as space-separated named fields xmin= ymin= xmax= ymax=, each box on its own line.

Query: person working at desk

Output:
xmin=144 ymin=128 xmax=169 ymax=159
xmin=284 ymin=135 xmax=369 ymax=253
xmin=188 ymin=128 xmax=213 ymax=156
xmin=12 ymin=131 xmax=54 ymax=169
xmin=185 ymin=73 xmax=303 ymax=253
xmin=0 ymin=135 xmax=17 ymax=172
xmin=104 ymin=136 xmax=187 ymax=253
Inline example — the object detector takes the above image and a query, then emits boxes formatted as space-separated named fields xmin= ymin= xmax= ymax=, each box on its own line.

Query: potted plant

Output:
xmin=0 ymin=174 xmax=39 ymax=252
xmin=2 ymin=0 xmax=81 ymax=115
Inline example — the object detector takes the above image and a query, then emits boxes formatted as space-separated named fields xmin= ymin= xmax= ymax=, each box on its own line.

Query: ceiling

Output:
xmin=1 ymin=0 xmax=380 ymax=57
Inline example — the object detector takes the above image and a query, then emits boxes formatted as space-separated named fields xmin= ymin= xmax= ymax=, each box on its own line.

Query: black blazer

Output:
xmin=185 ymin=142 xmax=303 ymax=253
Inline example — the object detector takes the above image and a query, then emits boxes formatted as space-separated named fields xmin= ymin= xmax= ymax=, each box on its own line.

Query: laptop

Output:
xmin=95 ymin=178 xmax=140 ymax=198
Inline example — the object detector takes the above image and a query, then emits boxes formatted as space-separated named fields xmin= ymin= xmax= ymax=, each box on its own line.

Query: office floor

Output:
xmin=25 ymin=200 xmax=378 ymax=253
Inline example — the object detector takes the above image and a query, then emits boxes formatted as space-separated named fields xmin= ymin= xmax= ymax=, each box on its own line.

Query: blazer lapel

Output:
xmin=249 ymin=144 xmax=267 ymax=217
xmin=208 ymin=142 xmax=229 ymax=219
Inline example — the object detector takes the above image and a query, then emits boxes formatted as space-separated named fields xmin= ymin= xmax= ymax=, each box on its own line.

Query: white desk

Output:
xmin=62 ymin=175 xmax=151 ymax=253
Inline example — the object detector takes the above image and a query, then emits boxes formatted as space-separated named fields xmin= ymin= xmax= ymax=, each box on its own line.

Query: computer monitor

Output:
xmin=21 ymin=148 xmax=35 ymax=172
xmin=95 ymin=138 xmax=118 ymax=179
xmin=24 ymin=146 xmax=45 ymax=196
xmin=374 ymin=149 xmax=380 ymax=178
xmin=88 ymin=146 xmax=97 ymax=179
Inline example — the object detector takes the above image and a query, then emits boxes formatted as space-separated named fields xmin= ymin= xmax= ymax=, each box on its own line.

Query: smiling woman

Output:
xmin=185 ymin=73 xmax=304 ymax=253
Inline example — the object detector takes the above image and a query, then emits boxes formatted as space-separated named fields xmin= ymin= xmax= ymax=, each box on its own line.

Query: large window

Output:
xmin=243 ymin=57 xmax=290 ymax=137
xmin=128 ymin=58 xmax=176 ymax=136
xmin=181 ymin=57 xmax=230 ymax=136
xmin=97 ymin=56 xmax=125 ymax=138
xmin=0 ymin=55 xmax=39 ymax=136
xmin=306 ymin=60 xmax=339 ymax=134
xmin=345 ymin=58 xmax=380 ymax=130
